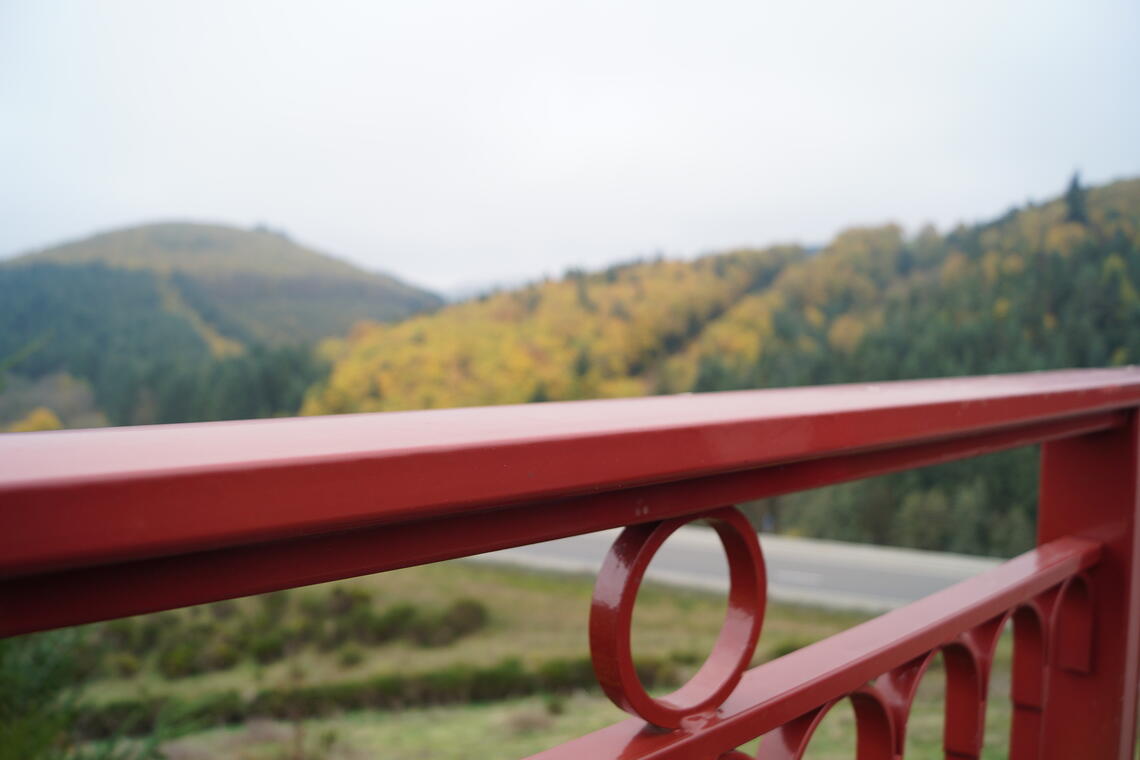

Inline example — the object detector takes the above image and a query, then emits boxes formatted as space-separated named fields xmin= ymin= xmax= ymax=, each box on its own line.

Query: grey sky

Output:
xmin=2 ymin=1 xmax=1138 ymax=293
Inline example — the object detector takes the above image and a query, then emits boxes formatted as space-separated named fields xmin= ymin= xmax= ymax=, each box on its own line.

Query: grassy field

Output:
xmin=151 ymin=681 xmax=1017 ymax=760
xmin=81 ymin=559 xmax=863 ymax=705
xmin=74 ymin=559 xmax=1022 ymax=759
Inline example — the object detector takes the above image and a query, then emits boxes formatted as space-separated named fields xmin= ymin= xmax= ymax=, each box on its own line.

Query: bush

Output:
xmin=103 ymin=652 xmax=142 ymax=678
xmin=369 ymin=603 xmax=417 ymax=642
xmin=247 ymin=631 xmax=286 ymax=665
xmin=156 ymin=641 xmax=204 ymax=679
xmin=337 ymin=646 xmax=364 ymax=669
xmin=442 ymin=599 xmax=488 ymax=636
xmin=536 ymin=658 xmax=595 ymax=692
xmin=292 ymin=616 xmax=324 ymax=646
xmin=407 ymin=613 xmax=458 ymax=648
xmin=406 ymin=599 xmax=489 ymax=647
xmin=633 ymin=658 xmax=676 ymax=689
xmin=73 ymin=698 xmax=162 ymax=739
xmin=73 ymin=691 xmax=245 ymax=740
xmin=70 ymin=654 xmax=682 ymax=739
xmin=200 ymin=640 xmax=241 ymax=672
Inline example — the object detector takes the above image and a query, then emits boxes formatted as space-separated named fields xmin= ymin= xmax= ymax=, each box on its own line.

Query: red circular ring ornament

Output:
xmin=589 ymin=506 xmax=767 ymax=729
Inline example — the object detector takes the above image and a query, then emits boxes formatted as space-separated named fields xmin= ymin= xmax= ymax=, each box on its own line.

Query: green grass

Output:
xmin=151 ymin=672 xmax=1020 ymax=760
xmin=82 ymin=559 xmax=865 ymax=705
xmin=78 ymin=559 xmax=1024 ymax=759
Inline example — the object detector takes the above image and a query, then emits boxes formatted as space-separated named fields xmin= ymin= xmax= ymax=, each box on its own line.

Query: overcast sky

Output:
xmin=2 ymin=1 xmax=1138 ymax=293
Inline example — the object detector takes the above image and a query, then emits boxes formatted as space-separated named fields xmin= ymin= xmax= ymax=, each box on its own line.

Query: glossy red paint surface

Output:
xmin=1038 ymin=415 xmax=1140 ymax=759
xmin=2 ymin=368 xmax=1139 ymax=578
xmin=531 ymin=536 xmax=1101 ymax=759
xmin=3 ymin=368 xmax=1139 ymax=759
xmin=0 ymin=397 xmax=1124 ymax=636
xmin=589 ymin=508 xmax=765 ymax=728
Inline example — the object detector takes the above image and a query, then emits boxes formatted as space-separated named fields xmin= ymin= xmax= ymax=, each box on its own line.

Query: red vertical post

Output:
xmin=1038 ymin=412 xmax=1140 ymax=759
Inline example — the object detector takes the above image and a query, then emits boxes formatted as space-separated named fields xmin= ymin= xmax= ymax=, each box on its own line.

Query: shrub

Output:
xmin=337 ymin=646 xmax=364 ymax=669
xmin=469 ymin=658 xmax=533 ymax=701
xmin=407 ymin=612 xmax=458 ymax=647
xmin=247 ymin=631 xmax=286 ymax=665
xmin=406 ymin=599 xmax=489 ymax=647
xmin=200 ymin=640 xmax=241 ymax=672
xmin=292 ymin=616 xmax=324 ymax=646
xmin=103 ymin=652 xmax=142 ymax=678
xmin=370 ymin=603 xmax=417 ymax=642
xmin=441 ymin=599 xmax=488 ymax=636
xmin=70 ymin=654 xmax=682 ymax=740
xmin=73 ymin=698 xmax=162 ymax=739
xmin=633 ymin=657 xmax=676 ymax=689
xmin=536 ymin=658 xmax=595 ymax=692
xmin=156 ymin=641 xmax=204 ymax=679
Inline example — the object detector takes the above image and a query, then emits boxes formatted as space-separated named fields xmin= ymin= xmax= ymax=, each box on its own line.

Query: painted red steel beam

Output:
xmin=526 ymin=535 xmax=1102 ymax=760
xmin=2 ymin=371 xmax=1138 ymax=637
xmin=4 ymin=368 xmax=1140 ymax=581
xmin=0 ymin=409 xmax=1122 ymax=636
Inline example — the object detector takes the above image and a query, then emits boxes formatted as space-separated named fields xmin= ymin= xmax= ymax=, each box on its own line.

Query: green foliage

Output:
xmin=407 ymin=600 xmax=489 ymax=648
xmin=0 ymin=631 xmax=77 ymax=759
xmin=0 ymin=222 xmax=441 ymax=427
xmin=1065 ymin=171 xmax=1089 ymax=224
xmin=337 ymin=645 xmax=364 ymax=669
xmin=0 ymin=630 xmax=171 ymax=759
xmin=156 ymin=641 xmax=206 ymax=679
xmin=246 ymin=631 xmax=287 ymax=666
xmin=70 ymin=655 xmax=676 ymax=740
xmin=9 ymin=222 xmax=442 ymax=345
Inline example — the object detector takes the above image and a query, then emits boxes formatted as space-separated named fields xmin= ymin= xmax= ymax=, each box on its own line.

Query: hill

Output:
xmin=8 ymin=222 xmax=442 ymax=346
xmin=0 ymin=222 xmax=441 ymax=425
xmin=303 ymin=247 xmax=799 ymax=413
xmin=304 ymin=175 xmax=1140 ymax=556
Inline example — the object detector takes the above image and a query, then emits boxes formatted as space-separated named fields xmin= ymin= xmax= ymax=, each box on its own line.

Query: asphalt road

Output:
xmin=466 ymin=526 xmax=1000 ymax=612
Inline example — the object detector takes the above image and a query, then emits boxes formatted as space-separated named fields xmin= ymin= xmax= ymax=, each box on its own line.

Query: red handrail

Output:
xmin=3 ymin=367 xmax=1139 ymax=758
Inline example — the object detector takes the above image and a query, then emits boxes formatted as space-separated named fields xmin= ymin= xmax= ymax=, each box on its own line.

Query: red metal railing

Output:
xmin=3 ymin=368 xmax=1140 ymax=758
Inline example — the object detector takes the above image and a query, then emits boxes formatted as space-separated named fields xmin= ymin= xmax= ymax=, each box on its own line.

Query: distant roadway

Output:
xmin=466 ymin=526 xmax=1000 ymax=612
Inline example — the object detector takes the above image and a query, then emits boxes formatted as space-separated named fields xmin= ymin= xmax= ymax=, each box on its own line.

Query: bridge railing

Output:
xmin=3 ymin=368 xmax=1139 ymax=758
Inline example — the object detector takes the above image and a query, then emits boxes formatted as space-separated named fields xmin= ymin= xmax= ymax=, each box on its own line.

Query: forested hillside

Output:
xmin=306 ymin=176 xmax=1140 ymax=556
xmin=303 ymin=247 xmax=799 ymax=413
xmin=0 ymin=223 xmax=440 ymax=426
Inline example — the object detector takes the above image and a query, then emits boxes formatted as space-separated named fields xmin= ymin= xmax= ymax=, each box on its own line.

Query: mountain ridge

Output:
xmin=0 ymin=221 xmax=442 ymax=426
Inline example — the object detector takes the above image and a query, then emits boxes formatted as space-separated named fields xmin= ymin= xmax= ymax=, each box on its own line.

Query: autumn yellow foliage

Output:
xmin=302 ymin=249 xmax=799 ymax=414
xmin=6 ymin=406 xmax=63 ymax=432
